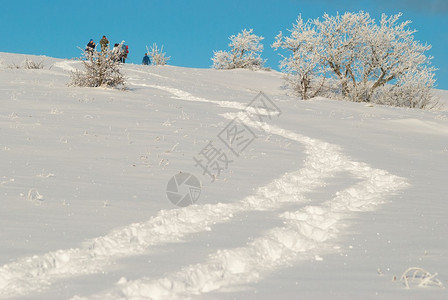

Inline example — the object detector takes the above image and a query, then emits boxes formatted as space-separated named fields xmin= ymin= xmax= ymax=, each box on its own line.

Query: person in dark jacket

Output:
xmin=142 ymin=53 xmax=151 ymax=65
xmin=85 ymin=39 xmax=95 ymax=58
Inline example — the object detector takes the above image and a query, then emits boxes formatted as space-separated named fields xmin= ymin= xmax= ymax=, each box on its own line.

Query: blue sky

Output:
xmin=1 ymin=0 xmax=447 ymax=89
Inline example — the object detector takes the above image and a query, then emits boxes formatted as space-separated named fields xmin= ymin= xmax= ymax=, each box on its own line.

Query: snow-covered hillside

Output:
xmin=1 ymin=52 xmax=447 ymax=299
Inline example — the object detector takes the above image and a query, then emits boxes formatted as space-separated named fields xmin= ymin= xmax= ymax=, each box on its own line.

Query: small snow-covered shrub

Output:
xmin=212 ymin=28 xmax=265 ymax=70
xmin=146 ymin=43 xmax=170 ymax=66
xmin=69 ymin=50 xmax=126 ymax=89
xmin=8 ymin=58 xmax=44 ymax=69
xmin=400 ymin=267 xmax=444 ymax=289
xmin=8 ymin=63 xmax=21 ymax=69
xmin=23 ymin=58 xmax=44 ymax=69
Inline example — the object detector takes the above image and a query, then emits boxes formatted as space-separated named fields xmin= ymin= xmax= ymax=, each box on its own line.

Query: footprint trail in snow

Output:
xmin=0 ymin=76 xmax=408 ymax=299
xmin=73 ymin=103 xmax=408 ymax=299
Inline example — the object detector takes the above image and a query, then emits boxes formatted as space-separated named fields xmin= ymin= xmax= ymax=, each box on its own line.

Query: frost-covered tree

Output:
xmin=146 ymin=43 xmax=170 ymax=66
xmin=212 ymin=29 xmax=265 ymax=70
xmin=312 ymin=12 xmax=373 ymax=100
xmin=274 ymin=12 xmax=437 ymax=108
xmin=357 ymin=13 xmax=436 ymax=104
xmin=273 ymin=16 xmax=327 ymax=99
xmin=69 ymin=49 xmax=126 ymax=89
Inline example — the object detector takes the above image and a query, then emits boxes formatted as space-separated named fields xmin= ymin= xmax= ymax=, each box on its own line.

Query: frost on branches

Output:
xmin=272 ymin=16 xmax=328 ymax=100
xmin=146 ymin=43 xmax=170 ymax=66
xmin=212 ymin=29 xmax=265 ymax=70
xmin=69 ymin=49 xmax=126 ymax=89
xmin=273 ymin=12 xmax=438 ymax=108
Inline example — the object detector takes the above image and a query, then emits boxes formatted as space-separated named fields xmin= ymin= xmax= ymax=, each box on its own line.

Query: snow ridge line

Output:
xmin=73 ymin=112 xmax=408 ymax=300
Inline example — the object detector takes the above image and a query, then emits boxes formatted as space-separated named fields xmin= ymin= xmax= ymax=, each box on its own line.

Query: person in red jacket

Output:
xmin=120 ymin=45 xmax=129 ymax=63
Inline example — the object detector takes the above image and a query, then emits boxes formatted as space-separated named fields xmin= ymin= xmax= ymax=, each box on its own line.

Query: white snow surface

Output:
xmin=0 ymin=52 xmax=447 ymax=299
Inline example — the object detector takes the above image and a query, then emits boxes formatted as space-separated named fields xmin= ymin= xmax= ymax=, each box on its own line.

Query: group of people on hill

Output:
xmin=112 ymin=42 xmax=129 ymax=63
xmin=85 ymin=36 xmax=109 ymax=55
xmin=85 ymin=36 xmax=151 ymax=65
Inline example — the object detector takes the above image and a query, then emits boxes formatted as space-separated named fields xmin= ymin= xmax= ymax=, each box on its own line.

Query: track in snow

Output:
xmin=0 ymin=77 xmax=408 ymax=299
xmin=72 ymin=104 xmax=408 ymax=299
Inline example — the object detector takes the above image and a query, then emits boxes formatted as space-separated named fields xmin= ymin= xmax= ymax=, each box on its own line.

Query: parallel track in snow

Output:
xmin=0 ymin=73 xmax=408 ymax=299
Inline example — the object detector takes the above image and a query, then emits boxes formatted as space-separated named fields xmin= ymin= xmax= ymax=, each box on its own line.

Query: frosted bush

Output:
xmin=69 ymin=50 xmax=126 ymax=89
xmin=212 ymin=29 xmax=265 ymax=70
xmin=146 ymin=43 xmax=170 ymax=66
xmin=23 ymin=58 xmax=44 ymax=69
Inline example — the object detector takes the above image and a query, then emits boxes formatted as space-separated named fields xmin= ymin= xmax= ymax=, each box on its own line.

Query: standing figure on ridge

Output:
xmin=142 ymin=53 xmax=151 ymax=65
xmin=85 ymin=39 xmax=95 ymax=58
xmin=100 ymin=35 xmax=109 ymax=52
xmin=120 ymin=44 xmax=129 ymax=63
xmin=112 ymin=43 xmax=121 ymax=62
